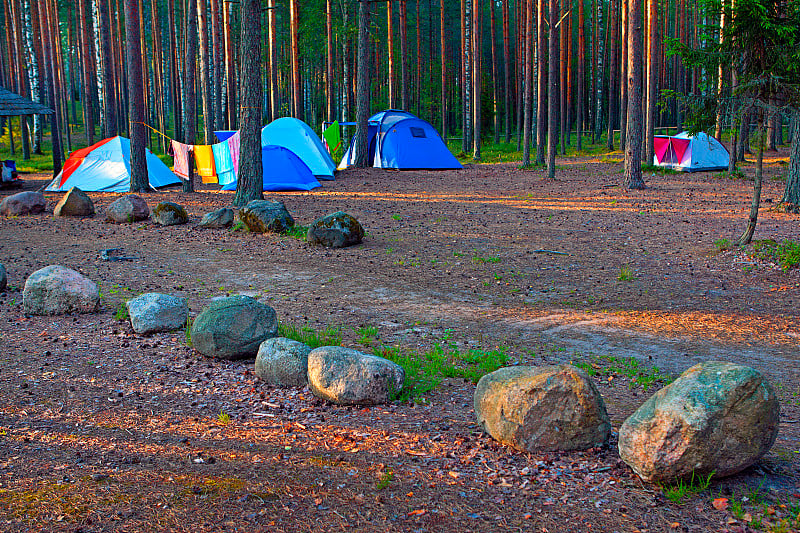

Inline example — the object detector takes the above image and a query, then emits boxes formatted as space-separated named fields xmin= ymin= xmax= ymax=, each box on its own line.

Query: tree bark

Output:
xmin=97 ymin=0 xmax=117 ymax=137
xmin=623 ymin=0 xmax=644 ymax=190
xmin=354 ymin=0 xmax=371 ymax=168
xmin=197 ymin=0 xmax=214 ymax=144
xmin=472 ymin=0 xmax=481 ymax=161
xmin=224 ymin=0 xmax=235 ymax=128
xmin=211 ymin=0 xmax=222 ymax=131
xmin=577 ymin=0 xmax=585 ymax=150
xmin=327 ymin=0 xmax=335 ymax=121
xmin=268 ymin=0 xmax=278 ymax=121
xmin=782 ymin=114 xmax=800 ymax=213
xmin=605 ymin=0 xmax=618 ymax=151
xmin=290 ymin=0 xmax=302 ymax=120
xmin=399 ymin=0 xmax=409 ymax=110
xmin=386 ymin=0 xmax=395 ymax=109
xmin=233 ymin=0 xmax=263 ymax=206
xmin=737 ymin=113 xmax=764 ymax=245
xmin=502 ymin=0 xmax=512 ymax=143
xmin=440 ymin=0 xmax=447 ymax=139
xmin=546 ymin=0 xmax=558 ymax=179
xmin=182 ymin=0 xmax=197 ymax=192
xmin=463 ymin=0 xmax=472 ymax=152
xmin=490 ymin=0 xmax=500 ymax=145
xmin=619 ymin=0 xmax=627 ymax=151
xmin=535 ymin=0 xmax=546 ymax=164
xmin=522 ymin=0 xmax=533 ymax=165
xmin=124 ymin=0 xmax=148 ymax=192
xmin=643 ymin=0 xmax=657 ymax=164
xmin=39 ymin=0 xmax=63 ymax=174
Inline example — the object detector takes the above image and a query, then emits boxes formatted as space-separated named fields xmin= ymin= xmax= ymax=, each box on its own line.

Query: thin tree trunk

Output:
xmin=782 ymin=114 xmax=800 ymax=212
xmin=522 ymin=0 xmax=533 ymax=165
xmin=643 ymin=0 xmax=657 ymax=164
xmin=354 ymin=0 xmax=371 ymax=168
xmin=619 ymin=0 xmax=627 ymax=151
xmin=198 ymin=0 xmax=214 ymax=144
xmin=623 ymin=0 xmax=644 ymax=190
xmin=490 ymin=0 xmax=500 ymax=145
xmin=224 ymin=0 xmax=235 ymax=128
xmin=97 ymin=0 xmax=117 ymax=137
xmin=78 ymin=0 xmax=95 ymax=145
xmin=463 ymin=0 xmax=472 ymax=152
xmin=168 ymin=0 xmax=181 ymax=139
xmin=182 ymin=0 xmax=197 ymax=192
xmin=440 ymin=0 xmax=447 ymax=140
xmin=535 ymin=0 xmax=546 ymax=164
xmin=290 ymin=0 xmax=302 ymax=120
xmin=502 ymin=0 xmax=512 ymax=143
xmin=211 ymin=0 xmax=222 ymax=131
xmin=399 ymin=0 xmax=409 ymax=110
xmin=386 ymin=0 xmax=395 ymax=108
xmin=559 ymin=0 xmax=567 ymax=154
xmin=546 ymin=0 xmax=558 ymax=179
xmin=606 ymin=0 xmax=618 ymax=151
xmin=714 ymin=0 xmax=727 ymax=140
xmin=577 ymin=0 xmax=585 ymax=150
xmin=327 ymin=0 xmax=335 ymax=121
xmin=473 ymin=0 xmax=481 ymax=160
xmin=39 ymin=0 xmax=63 ymax=174
xmin=233 ymin=0 xmax=263 ymax=206
xmin=593 ymin=0 xmax=604 ymax=144
xmin=737 ymin=112 xmax=765 ymax=245
xmin=268 ymin=0 xmax=278 ymax=121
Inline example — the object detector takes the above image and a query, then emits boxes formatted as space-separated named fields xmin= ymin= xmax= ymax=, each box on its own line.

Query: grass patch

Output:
xmin=217 ymin=412 xmax=231 ymax=424
xmin=572 ymin=354 xmax=671 ymax=391
xmin=277 ymin=322 xmax=342 ymax=349
xmin=714 ymin=238 xmax=734 ymax=252
xmin=114 ymin=302 xmax=130 ymax=322
xmin=713 ymin=169 xmax=749 ymax=180
xmin=282 ymin=225 xmax=309 ymax=240
xmin=355 ymin=325 xmax=379 ymax=346
xmin=376 ymin=330 xmax=510 ymax=402
xmin=641 ymin=163 xmax=681 ymax=174
xmin=472 ymin=255 xmax=502 ymax=264
xmin=661 ymin=470 xmax=715 ymax=503
xmin=184 ymin=317 xmax=194 ymax=347
xmin=376 ymin=470 xmax=394 ymax=490
xmin=750 ymin=239 xmax=800 ymax=270
xmin=617 ymin=264 xmax=635 ymax=281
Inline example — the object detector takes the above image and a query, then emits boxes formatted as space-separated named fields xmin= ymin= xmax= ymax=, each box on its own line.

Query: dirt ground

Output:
xmin=0 ymin=152 xmax=799 ymax=532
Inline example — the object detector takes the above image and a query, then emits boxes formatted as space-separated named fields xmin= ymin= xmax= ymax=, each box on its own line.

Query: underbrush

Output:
xmin=750 ymin=239 xmax=800 ymax=270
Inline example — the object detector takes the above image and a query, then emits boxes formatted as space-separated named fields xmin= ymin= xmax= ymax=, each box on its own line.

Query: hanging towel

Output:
xmin=212 ymin=141 xmax=236 ymax=186
xmin=193 ymin=145 xmax=218 ymax=183
xmin=227 ymin=131 xmax=241 ymax=177
xmin=171 ymin=140 xmax=192 ymax=180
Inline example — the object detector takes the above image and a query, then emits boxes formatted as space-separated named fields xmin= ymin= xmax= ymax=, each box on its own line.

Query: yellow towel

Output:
xmin=193 ymin=145 xmax=218 ymax=184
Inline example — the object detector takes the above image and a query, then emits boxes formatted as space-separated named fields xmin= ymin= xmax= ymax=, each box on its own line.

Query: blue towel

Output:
xmin=212 ymin=141 xmax=236 ymax=186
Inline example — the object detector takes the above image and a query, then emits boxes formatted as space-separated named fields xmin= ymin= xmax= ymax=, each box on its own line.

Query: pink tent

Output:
xmin=652 ymin=132 xmax=729 ymax=172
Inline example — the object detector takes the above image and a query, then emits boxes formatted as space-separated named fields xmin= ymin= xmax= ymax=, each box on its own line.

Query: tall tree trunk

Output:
xmin=97 ymin=0 xmax=117 ymax=137
xmin=327 ymin=0 xmax=335 ymax=121
xmin=39 ymin=0 xmax=63 ymax=174
xmin=224 ymin=0 xmax=235 ymax=128
xmin=502 ymin=0 xmax=512 ymax=143
xmin=643 ymin=0 xmax=657 ymax=164
xmin=593 ymin=0 xmax=604 ymax=144
xmin=577 ymin=0 xmax=585 ymax=150
xmin=619 ymin=0 xmax=627 ymax=151
xmin=415 ymin=0 xmax=421 ymax=115
xmin=714 ymin=0 xmax=727 ymax=140
xmin=234 ymin=0 xmax=264 ymax=206
xmin=211 ymin=0 xmax=222 ymax=131
xmin=10 ymin=0 xmax=31 ymax=160
xmin=535 ymin=0 xmax=546 ymax=164
xmin=490 ymin=0 xmax=500 ymax=145
xmin=354 ymin=0 xmax=371 ymax=168
xmin=197 ymin=0 xmax=214 ymax=144
xmin=440 ymin=0 xmax=447 ymax=139
xmin=737 ymin=112 xmax=765 ymax=245
xmin=546 ymin=0 xmax=558 ymax=179
xmin=473 ymin=0 xmax=481 ymax=160
xmin=268 ymin=0 xmax=278 ymax=120
xmin=623 ymin=0 xmax=644 ymax=190
xmin=463 ymin=0 xmax=472 ymax=152
xmin=387 ymin=0 xmax=395 ymax=108
xmin=124 ymin=0 xmax=148 ymax=191
xmin=183 ymin=0 xmax=197 ymax=192
xmin=78 ymin=0 xmax=95 ymax=145
xmin=605 ymin=0 xmax=618 ymax=151
xmin=559 ymin=0 xmax=567 ymax=154
xmin=399 ymin=0 xmax=409 ymax=110
xmin=522 ymin=0 xmax=533 ymax=165
xmin=168 ymin=0 xmax=181 ymax=139
xmin=782 ymin=114 xmax=800 ymax=213
xmin=290 ymin=0 xmax=302 ymax=120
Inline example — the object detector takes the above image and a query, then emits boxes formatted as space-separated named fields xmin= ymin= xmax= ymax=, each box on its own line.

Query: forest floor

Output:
xmin=0 ymin=151 xmax=799 ymax=532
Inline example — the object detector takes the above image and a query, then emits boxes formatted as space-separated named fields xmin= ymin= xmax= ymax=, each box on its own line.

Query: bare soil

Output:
xmin=1 ymin=153 xmax=799 ymax=532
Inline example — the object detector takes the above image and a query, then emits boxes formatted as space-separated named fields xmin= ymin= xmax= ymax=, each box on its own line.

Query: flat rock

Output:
xmin=255 ymin=337 xmax=311 ymax=387
xmin=307 ymin=346 xmax=405 ymax=405
xmin=126 ymin=293 xmax=188 ymax=335
xmin=23 ymin=265 xmax=99 ymax=315
xmin=307 ymin=211 xmax=365 ymax=248
xmin=474 ymin=364 xmax=611 ymax=452
xmin=152 ymin=201 xmax=188 ymax=226
xmin=199 ymin=207 xmax=234 ymax=229
xmin=0 ymin=191 xmax=46 ymax=216
xmin=54 ymin=187 xmax=94 ymax=217
xmin=238 ymin=199 xmax=294 ymax=233
xmin=105 ymin=194 xmax=149 ymax=223
xmin=618 ymin=361 xmax=780 ymax=482
xmin=191 ymin=295 xmax=278 ymax=360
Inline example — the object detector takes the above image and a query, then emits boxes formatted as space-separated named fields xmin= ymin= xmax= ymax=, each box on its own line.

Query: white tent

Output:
xmin=260 ymin=118 xmax=336 ymax=180
xmin=46 ymin=136 xmax=181 ymax=192
xmin=653 ymin=131 xmax=730 ymax=172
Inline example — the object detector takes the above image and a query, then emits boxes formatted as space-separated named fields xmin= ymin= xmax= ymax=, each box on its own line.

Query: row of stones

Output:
xmin=1 ymin=189 xmax=364 ymax=248
xmin=10 ymin=263 xmax=780 ymax=485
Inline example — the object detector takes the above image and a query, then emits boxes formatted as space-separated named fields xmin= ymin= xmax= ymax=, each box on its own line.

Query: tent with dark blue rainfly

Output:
xmin=338 ymin=110 xmax=462 ymax=170
xmin=221 ymin=145 xmax=321 ymax=192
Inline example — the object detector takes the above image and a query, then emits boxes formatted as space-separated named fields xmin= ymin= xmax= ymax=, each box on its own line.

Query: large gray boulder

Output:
xmin=191 ymin=295 xmax=278 ymax=360
xmin=0 ymin=263 xmax=6 ymax=291
xmin=199 ymin=207 xmax=234 ymax=229
xmin=238 ymin=199 xmax=294 ymax=233
xmin=54 ymin=187 xmax=94 ymax=217
xmin=126 ymin=293 xmax=188 ymax=335
xmin=255 ymin=337 xmax=311 ymax=388
xmin=307 ymin=347 xmax=405 ymax=405
xmin=618 ymin=361 xmax=779 ymax=483
xmin=474 ymin=365 xmax=611 ymax=452
xmin=0 ymin=191 xmax=46 ymax=216
xmin=105 ymin=194 xmax=149 ymax=223
xmin=152 ymin=201 xmax=188 ymax=226
xmin=23 ymin=265 xmax=100 ymax=315
xmin=307 ymin=211 xmax=365 ymax=248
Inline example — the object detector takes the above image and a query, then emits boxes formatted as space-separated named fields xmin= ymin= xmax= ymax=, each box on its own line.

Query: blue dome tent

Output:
xmin=221 ymin=145 xmax=321 ymax=192
xmin=338 ymin=110 xmax=462 ymax=170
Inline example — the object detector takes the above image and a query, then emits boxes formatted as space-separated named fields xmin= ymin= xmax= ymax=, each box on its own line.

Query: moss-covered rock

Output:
xmin=307 ymin=211 xmax=364 ymax=248
xmin=238 ymin=200 xmax=294 ymax=233
xmin=152 ymin=201 xmax=188 ymax=226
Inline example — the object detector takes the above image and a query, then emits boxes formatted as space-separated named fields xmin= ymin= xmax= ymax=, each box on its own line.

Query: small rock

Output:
xmin=618 ymin=361 xmax=780 ymax=482
xmin=0 ymin=191 xmax=47 ymax=216
xmin=54 ymin=187 xmax=95 ymax=217
xmin=199 ymin=207 xmax=234 ymax=229
xmin=474 ymin=364 xmax=611 ymax=452
xmin=255 ymin=337 xmax=311 ymax=388
xmin=307 ymin=211 xmax=365 ymax=248
xmin=0 ymin=263 xmax=6 ymax=292
xmin=126 ymin=293 xmax=188 ymax=334
xmin=23 ymin=265 xmax=100 ymax=315
xmin=191 ymin=295 xmax=278 ymax=360
xmin=238 ymin=199 xmax=294 ymax=233
xmin=105 ymin=194 xmax=149 ymax=223
xmin=152 ymin=201 xmax=188 ymax=226
xmin=307 ymin=346 xmax=405 ymax=405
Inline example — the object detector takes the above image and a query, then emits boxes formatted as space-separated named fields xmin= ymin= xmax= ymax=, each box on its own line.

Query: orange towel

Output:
xmin=193 ymin=145 xmax=217 ymax=183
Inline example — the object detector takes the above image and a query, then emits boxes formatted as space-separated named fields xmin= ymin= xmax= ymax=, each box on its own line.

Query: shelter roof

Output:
xmin=0 ymin=86 xmax=54 ymax=116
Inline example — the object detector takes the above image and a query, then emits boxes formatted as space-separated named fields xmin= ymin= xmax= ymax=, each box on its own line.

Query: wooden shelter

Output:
xmin=0 ymin=86 xmax=54 ymax=116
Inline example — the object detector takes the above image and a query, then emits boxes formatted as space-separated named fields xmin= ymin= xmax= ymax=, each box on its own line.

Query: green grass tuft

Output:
xmin=277 ymin=322 xmax=342 ymax=349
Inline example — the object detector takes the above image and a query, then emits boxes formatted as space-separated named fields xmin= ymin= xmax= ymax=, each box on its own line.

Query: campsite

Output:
xmin=3 ymin=0 xmax=800 ymax=531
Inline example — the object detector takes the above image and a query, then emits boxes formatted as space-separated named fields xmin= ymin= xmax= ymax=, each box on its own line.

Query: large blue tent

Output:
xmin=338 ymin=110 xmax=462 ymax=170
xmin=221 ymin=145 xmax=321 ymax=192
